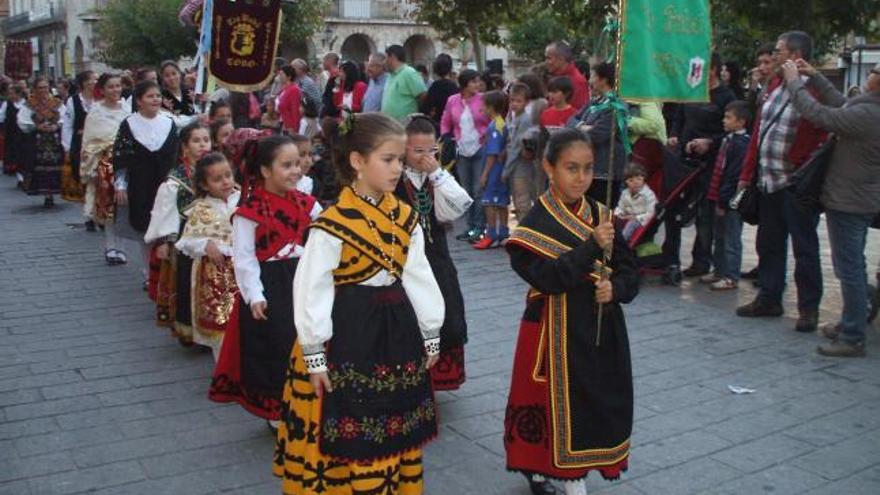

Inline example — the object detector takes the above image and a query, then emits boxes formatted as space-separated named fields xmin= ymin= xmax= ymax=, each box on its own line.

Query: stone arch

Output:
xmin=340 ymin=33 xmax=374 ymax=65
xmin=404 ymin=34 xmax=435 ymax=70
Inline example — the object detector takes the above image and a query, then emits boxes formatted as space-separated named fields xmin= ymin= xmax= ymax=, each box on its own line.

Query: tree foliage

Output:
xmin=506 ymin=0 xmax=880 ymax=69
xmin=96 ymin=0 xmax=330 ymax=69
xmin=279 ymin=0 xmax=332 ymax=50
xmin=711 ymin=0 xmax=880 ymax=67
xmin=95 ymin=0 xmax=197 ymax=68
xmin=408 ymin=0 xmax=522 ymax=69
xmin=505 ymin=6 xmax=596 ymax=63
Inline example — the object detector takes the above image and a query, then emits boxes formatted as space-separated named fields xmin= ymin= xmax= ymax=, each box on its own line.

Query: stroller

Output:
xmin=626 ymin=149 xmax=710 ymax=284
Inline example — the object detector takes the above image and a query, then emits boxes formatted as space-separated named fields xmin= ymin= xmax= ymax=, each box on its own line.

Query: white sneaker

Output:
xmin=710 ymin=278 xmax=738 ymax=291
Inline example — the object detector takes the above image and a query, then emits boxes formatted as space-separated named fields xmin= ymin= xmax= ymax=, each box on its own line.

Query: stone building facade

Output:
xmin=279 ymin=0 xmax=509 ymax=73
xmin=1 ymin=0 xmax=107 ymax=80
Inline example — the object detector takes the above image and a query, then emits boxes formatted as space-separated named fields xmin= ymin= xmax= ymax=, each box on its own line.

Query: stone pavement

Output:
xmin=1 ymin=174 xmax=879 ymax=495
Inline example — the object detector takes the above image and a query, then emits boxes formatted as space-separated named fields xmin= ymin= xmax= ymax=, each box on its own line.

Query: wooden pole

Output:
xmin=595 ymin=106 xmax=617 ymax=347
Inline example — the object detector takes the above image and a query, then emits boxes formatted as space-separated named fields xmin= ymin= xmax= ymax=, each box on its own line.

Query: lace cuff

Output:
xmin=303 ymin=352 xmax=327 ymax=374
xmin=424 ymin=337 xmax=441 ymax=357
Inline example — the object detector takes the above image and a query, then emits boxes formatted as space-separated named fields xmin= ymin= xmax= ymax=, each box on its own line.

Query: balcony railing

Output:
xmin=1 ymin=4 xmax=66 ymax=36
xmin=328 ymin=0 xmax=417 ymax=20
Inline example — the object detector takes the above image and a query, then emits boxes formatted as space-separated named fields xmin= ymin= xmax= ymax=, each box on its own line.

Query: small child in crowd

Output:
xmin=174 ymin=153 xmax=240 ymax=361
xmin=503 ymin=82 xmax=538 ymax=221
xmin=210 ymin=119 xmax=234 ymax=153
xmin=540 ymin=76 xmax=578 ymax=128
xmin=145 ymin=121 xmax=211 ymax=343
xmin=474 ymin=90 xmax=510 ymax=249
xmin=260 ymin=96 xmax=282 ymax=133
xmin=289 ymin=134 xmax=316 ymax=196
xmin=615 ymin=164 xmax=657 ymax=242
xmin=702 ymin=100 xmax=751 ymax=290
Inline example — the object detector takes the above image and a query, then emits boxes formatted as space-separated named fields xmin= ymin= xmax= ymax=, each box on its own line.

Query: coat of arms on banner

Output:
xmin=687 ymin=57 xmax=705 ymax=88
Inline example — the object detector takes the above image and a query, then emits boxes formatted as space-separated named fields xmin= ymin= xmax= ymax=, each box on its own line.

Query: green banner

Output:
xmin=618 ymin=0 xmax=712 ymax=102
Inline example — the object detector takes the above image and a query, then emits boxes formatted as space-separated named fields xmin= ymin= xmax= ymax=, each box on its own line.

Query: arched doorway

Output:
xmin=404 ymin=34 xmax=435 ymax=69
xmin=340 ymin=33 xmax=374 ymax=65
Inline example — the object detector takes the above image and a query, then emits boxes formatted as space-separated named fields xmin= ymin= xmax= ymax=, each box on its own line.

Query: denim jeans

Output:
xmin=691 ymin=197 xmax=715 ymax=269
xmin=756 ymin=188 xmax=822 ymax=310
xmin=826 ymin=209 xmax=874 ymax=344
xmin=455 ymin=149 xmax=486 ymax=231
xmin=712 ymin=209 xmax=743 ymax=281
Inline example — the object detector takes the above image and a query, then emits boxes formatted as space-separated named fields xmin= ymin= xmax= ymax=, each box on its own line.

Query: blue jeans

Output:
xmin=826 ymin=209 xmax=874 ymax=344
xmin=456 ymin=149 xmax=486 ymax=231
xmin=712 ymin=209 xmax=743 ymax=281
xmin=756 ymin=188 xmax=822 ymax=310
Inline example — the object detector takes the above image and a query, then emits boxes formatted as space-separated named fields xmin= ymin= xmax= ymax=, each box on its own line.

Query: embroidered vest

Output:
xmin=507 ymin=191 xmax=613 ymax=292
xmin=235 ymin=186 xmax=315 ymax=261
xmin=311 ymin=186 xmax=418 ymax=285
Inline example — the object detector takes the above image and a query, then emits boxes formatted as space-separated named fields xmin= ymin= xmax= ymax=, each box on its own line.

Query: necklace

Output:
xmin=404 ymin=176 xmax=434 ymax=244
xmin=351 ymin=185 xmax=399 ymax=278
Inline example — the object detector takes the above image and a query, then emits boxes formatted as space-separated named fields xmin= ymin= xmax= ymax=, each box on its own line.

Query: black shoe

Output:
xmin=795 ymin=310 xmax=819 ymax=333
xmin=741 ymin=267 xmax=760 ymax=280
xmin=43 ymin=196 xmax=54 ymax=208
xmin=85 ymin=220 xmax=96 ymax=232
xmin=736 ymin=299 xmax=784 ymax=318
xmin=523 ymin=474 xmax=557 ymax=495
xmin=683 ymin=265 xmax=710 ymax=277
xmin=267 ymin=420 xmax=279 ymax=435
xmin=663 ymin=265 xmax=682 ymax=287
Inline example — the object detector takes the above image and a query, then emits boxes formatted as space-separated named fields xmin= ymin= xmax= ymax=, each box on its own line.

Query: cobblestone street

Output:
xmin=2 ymin=174 xmax=879 ymax=495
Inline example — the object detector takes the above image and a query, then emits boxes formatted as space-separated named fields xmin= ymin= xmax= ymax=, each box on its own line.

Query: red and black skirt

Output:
xmin=424 ymin=247 xmax=468 ymax=391
xmin=321 ymin=282 xmax=438 ymax=461
xmin=504 ymin=295 xmax=632 ymax=482
xmin=209 ymin=258 xmax=296 ymax=420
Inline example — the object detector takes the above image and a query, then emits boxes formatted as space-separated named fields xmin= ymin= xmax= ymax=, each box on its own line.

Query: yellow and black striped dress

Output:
xmin=273 ymin=186 xmax=444 ymax=495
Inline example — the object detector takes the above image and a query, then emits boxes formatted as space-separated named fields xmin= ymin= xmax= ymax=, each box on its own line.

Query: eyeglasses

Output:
xmin=407 ymin=146 xmax=439 ymax=156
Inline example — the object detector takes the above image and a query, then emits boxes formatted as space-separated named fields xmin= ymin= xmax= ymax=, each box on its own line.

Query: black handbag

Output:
xmin=790 ymin=135 xmax=836 ymax=211
xmin=733 ymin=180 xmax=761 ymax=225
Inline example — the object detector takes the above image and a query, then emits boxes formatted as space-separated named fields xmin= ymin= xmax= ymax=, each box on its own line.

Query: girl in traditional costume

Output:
xmin=160 ymin=61 xmax=196 ymax=117
xmin=174 ymin=152 xmax=240 ymax=360
xmin=80 ymin=73 xmax=131 ymax=260
xmin=396 ymin=114 xmax=472 ymax=391
xmin=210 ymin=135 xmax=321 ymax=427
xmin=504 ymin=129 xmax=638 ymax=495
xmin=19 ymin=77 xmax=64 ymax=207
xmin=113 ymin=80 xmax=180 ymax=289
xmin=144 ymin=122 xmax=210 ymax=344
xmin=61 ymin=70 xmax=97 ymax=202
xmin=272 ymin=112 xmax=444 ymax=495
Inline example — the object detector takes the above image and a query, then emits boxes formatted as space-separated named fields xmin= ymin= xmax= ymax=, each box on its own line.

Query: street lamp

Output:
xmin=322 ymin=24 xmax=335 ymax=50
xmin=854 ymin=35 xmax=866 ymax=88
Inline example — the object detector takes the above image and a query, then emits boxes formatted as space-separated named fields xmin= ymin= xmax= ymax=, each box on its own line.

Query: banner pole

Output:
xmin=596 ymin=2 xmax=625 ymax=347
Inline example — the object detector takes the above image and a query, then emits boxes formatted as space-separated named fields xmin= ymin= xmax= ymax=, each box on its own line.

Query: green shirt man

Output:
xmin=381 ymin=64 xmax=427 ymax=120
